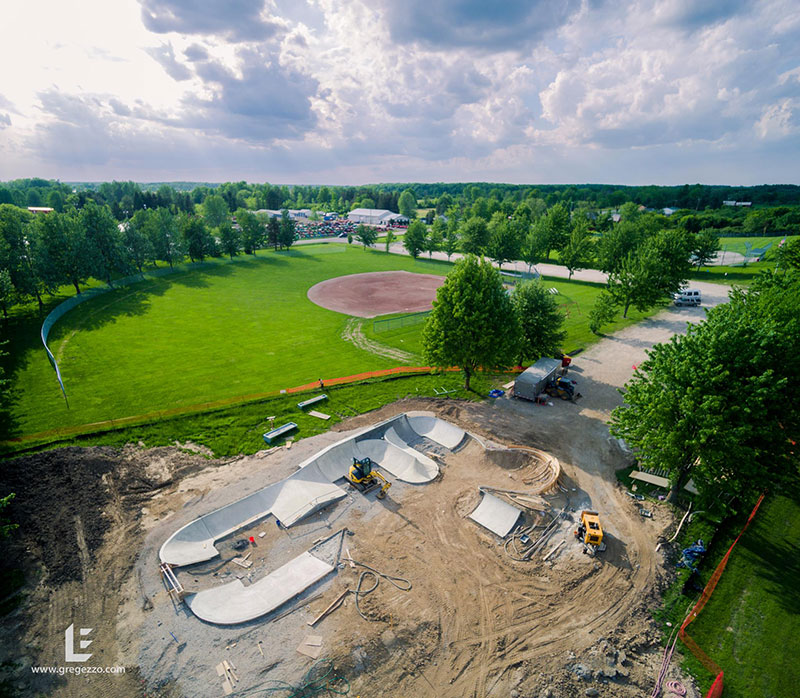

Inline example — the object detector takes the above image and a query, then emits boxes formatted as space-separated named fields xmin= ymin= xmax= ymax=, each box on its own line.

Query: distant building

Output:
xmin=722 ymin=200 xmax=752 ymax=207
xmin=662 ymin=207 xmax=677 ymax=216
xmin=27 ymin=206 xmax=54 ymax=214
xmin=347 ymin=208 xmax=408 ymax=225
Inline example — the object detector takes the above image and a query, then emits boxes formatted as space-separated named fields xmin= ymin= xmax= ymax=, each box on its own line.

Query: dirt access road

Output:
xmin=0 ymin=283 xmax=729 ymax=698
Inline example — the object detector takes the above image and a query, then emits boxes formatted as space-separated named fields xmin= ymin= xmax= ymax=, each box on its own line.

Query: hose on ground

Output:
xmin=349 ymin=560 xmax=412 ymax=621
xmin=236 ymin=658 xmax=349 ymax=696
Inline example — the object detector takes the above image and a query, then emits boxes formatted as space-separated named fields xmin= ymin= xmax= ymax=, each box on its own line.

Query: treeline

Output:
xmin=0 ymin=202 xmax=297 ymax=317
xmin=401 ymin=200 xmax=721 ymax=330
xmin=4 ymin=178 xmax=800 ymax=226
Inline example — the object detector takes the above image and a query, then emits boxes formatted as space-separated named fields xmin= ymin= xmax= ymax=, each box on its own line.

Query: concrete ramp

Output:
xmin=359 ymin=437 xmax=438 ymax=483
xmin=185 ymin=552 xmax=333 ymax=625
xmin=271 ymin=463 xmax=346 ymax=527
xmin=469 ymin=492 xmax=521 ymax=538
xmin=407 ymin=413 xmax=466 ymax=450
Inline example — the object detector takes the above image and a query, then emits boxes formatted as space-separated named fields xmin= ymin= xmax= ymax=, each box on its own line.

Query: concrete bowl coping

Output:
xmin=159 ymin=413 xmax=466 ymax=567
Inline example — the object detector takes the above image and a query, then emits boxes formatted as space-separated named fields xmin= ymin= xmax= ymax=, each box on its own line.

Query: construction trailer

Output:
xmin=513 ymin=358 xmax=562 ymax=401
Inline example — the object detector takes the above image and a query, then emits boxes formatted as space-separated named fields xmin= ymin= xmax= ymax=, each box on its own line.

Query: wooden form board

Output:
xmin=630 ymin=470 xmax=670 ymax=488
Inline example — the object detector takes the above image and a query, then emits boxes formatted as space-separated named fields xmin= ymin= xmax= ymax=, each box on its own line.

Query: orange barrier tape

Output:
xmin=1 ymin=365 xmax=465 ymax=447
xmin=679 ymin=493 xmax=765 ymax=691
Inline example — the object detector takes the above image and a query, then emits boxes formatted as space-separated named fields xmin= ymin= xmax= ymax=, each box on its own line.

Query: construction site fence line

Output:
xmin=2 ymin=365 xmax=469 ymax=447
xmin=679 ymin=493 xmax=766 ymax=698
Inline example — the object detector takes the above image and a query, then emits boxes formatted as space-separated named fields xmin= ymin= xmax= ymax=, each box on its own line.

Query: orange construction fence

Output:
xmin=679 ymin=493 xmax=765 ymax=698
xmin=1 ymin=365 xmax=465 ymax=447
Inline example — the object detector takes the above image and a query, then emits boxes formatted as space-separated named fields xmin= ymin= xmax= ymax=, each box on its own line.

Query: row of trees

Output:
xmin=5 ymin=178 xmax=800 ymax=226
xmin=610 ymin=269 xmax=800 ymax=510
xmin=0 ymin=204 xmax=298 ymax=317
xmin=422 ymin=256 xmax=566 ymax=389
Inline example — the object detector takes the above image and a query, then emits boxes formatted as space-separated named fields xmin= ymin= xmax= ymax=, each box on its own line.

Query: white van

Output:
xmin=673 ymin=288 xmax=702 ymax=307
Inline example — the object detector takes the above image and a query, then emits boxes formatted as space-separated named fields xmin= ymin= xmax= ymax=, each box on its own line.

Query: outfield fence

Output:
xmin=40 ymin=257 xmax=255 ymax=401
xmin=679 ymin=493 xmax=766 ymax=698
xmin=372 ymin=311 xmax=430 ymax=333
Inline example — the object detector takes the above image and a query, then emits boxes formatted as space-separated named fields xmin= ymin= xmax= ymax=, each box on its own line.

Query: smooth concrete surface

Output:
xmin=160 ymin=413 xmax=465 ymax=566
xmin=185 ymin=552 xmax=334 ymax=625
xmin=469 ymin=492 xmax=522 ymax=538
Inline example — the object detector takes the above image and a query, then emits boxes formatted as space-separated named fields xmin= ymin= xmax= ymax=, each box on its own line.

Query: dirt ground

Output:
xmin=307 ymin=271 xmax=444 ymax=317
xmin=0 ymin=289 xmax=729 ymax=697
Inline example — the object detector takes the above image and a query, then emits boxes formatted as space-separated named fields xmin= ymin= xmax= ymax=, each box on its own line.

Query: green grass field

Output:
xmin=680 ymin=483 xmax=800 ymax=698
xmin=360 ymin=277 xmax=663 ymax=360
xmin=4 ymin=245 xmax=454 ymax=438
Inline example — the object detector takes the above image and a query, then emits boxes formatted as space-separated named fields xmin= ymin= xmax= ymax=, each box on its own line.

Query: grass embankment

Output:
xmin=361 ymin=276 xmax=663 ymax=359
xmin=644 ymin=478 xmax=800 ymax=698
xmin=3 ymin=246 xmax=453 ymax=438
xmin=3 ymin=371 xmax=498 ymax=458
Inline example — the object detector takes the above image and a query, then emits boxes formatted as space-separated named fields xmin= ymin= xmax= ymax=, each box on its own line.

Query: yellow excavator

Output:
xmin=348 ymin=457 xmax=392 ymax=499
xmin=575 ymin=510 xmax=607 ymax=555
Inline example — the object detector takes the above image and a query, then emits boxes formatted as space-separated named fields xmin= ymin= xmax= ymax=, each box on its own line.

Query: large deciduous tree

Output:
xmin=279 ymin=210 xmax=296 ymax=249
xmin=236 ymin=209 xmax=264 ymax=255
xmin=403 ymin=220 xmax=427 ymax=259
xmin=422 ymin=255 xmax=517 ymax=390
xmin=179 ymin=214 xmax=215 ymax=262
xmin=610 ymin=271 xmax=800 ymax=508
xmin=355 ymin=224 xmax=378 ymax=249
xmin=80 ymin=201 xmax=125 ymax=283
xmin=486 ymin=212 xmax=521 ymax=270
xmin=460 ymin=216 xmax=489 ymax=255
xmin=559 ymin=218 xmax=594 ymax=279
xmin=540 ymin=203 xmax=571 ymax=260
xmin=203 ymin=194 xmax=229 ymax=228
xmin=511 ymin=280 xmax=566 ymax=365
xmin=398 ymin=190 xmax=417 ymax=218
xmin=218 ymin=222 xmax=241 ymax=259
xmin=148 ymin=208 xmax=184 ymax=269
xmin=692 ymin=228 xmax=720 ymax=268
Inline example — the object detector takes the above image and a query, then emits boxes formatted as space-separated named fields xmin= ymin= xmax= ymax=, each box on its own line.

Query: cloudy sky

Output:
xmin=1 ymin=0 xmax=798 ymax=185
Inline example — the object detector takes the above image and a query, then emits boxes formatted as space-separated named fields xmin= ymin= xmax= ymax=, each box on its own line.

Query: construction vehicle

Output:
xmin=546 ymin=376 xmax=580 ymax=401
xmin=574 ymin=510 xmax=607 ymax=554
xmin=347 ymin=457 xmax=391 ymax=499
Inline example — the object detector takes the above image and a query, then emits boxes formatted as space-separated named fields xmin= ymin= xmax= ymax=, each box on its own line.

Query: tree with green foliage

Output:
xmin=398 ymin=190 xmax=417 ymax=218
xmin=422 ymin=255 xmax=518 ymax=389
xmin=403 ymin=220 xmax=427 ymax=259
xmin=610 ymin=271 xmax=800 ymax=507
xmin=596 ymin=216 xmax=647 ymax=274
xmin=511 ymin=280 xmax=566 ymax=365
xmin=29 ymin=211 xmax=90 ymax=294
xmin=778 ymin=237 xmax=800 ymax=270
xmin=236 ymin=209 xmax=264 ymax=255
xmin=180 ymin=215 xmax=215 ymax=262
xmin=384 ymin=229 xmax=395 ymax=253
xmin=203 ymin=194 xmax=229 ymax=228
xmin=123 ymin=211 xmax=155 ymax=274
xmin=460 ymin=216 xmax=489 ymax=255
xmin=588 ymin=291 xmax=618 ymax=334
xmin=540 ymin=203 xmax=571 ymax=259
xmin=560 ymin=219 xmax=594 ymax=279
xmin=267 ymin=216 xmax=281 ymax=250
xmin=279 ymin=210 xmax=296 ymax=249
xmin=605 ymin=251 xmax=652 ymax=318
xmin=0 ymin=269 xmax=14 ymax=318
xmin=520 ymin=222 xmax=546 ymax=273
xmin=218 ymin=222 xmax=241 ymax=259
xmin=355 ymin=224 xmax=378 ymax=249
xmin=425 ymin=219 xmax=444 ymax=258
xmin=80 ymin=201 xmax=125 ymax=283
xmin=486 ymin=212 xmax=521 ymax=270
xmin=443 ymin=226 xmax=459 ymax=261
xmin=148 ymin=208 xmax=184 ymax=269
xmin=692 ymin=228 xmax=720 ymax=268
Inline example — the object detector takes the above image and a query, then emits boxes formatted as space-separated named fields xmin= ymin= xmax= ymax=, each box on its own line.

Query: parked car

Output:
xmin=673 ymin=288 xmax=702 ymax=307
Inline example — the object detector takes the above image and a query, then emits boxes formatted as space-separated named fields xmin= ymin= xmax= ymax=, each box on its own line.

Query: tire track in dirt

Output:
xmin=341 ymin=317 xmax=417 ymax=363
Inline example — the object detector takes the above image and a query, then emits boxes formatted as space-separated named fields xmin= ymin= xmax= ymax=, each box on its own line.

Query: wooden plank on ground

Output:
xmin=308 ymin=410 xmax=331 ymax=420
xmin=630 ymin=470 xmax=670 ymax=488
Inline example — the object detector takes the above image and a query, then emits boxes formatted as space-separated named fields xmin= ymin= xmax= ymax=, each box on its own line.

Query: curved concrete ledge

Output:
xmin=185 ymin=551 xmax=334 ymax=625
xmin=160 ymin=413 xmax=465 ymax=567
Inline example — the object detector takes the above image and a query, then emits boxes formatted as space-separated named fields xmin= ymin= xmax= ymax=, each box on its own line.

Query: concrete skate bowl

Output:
xmin=159 ymin=413 xmax=461 ymax=567
xmin=159 ymin=413 xmax=465 ymax=624
xmin=485 ymin=446 xmax=561 ymax=494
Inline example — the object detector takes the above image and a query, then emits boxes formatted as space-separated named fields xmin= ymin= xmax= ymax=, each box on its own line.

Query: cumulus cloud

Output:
xmin=139 ymin=0 xmax=283 ymax=41
xmin=145 ymin=42 xmax=191 ymax=80
xmin=379 ymin=0 xmax=582 ymax=51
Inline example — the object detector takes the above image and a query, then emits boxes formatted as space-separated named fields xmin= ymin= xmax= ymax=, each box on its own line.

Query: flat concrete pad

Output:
xmin=185 ymin=552 xmax=333 ymax=625
xmin=469 ymin=492 xmax=522 ymax=538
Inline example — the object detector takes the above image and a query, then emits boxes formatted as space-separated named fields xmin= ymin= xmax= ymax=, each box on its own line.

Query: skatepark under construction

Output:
xmin=158 ymin=411 xmax=562 ymax=626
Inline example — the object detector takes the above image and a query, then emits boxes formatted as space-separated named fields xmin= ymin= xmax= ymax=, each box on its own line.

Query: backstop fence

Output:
xmin=372 ymin=311 xmax=430 ymax=333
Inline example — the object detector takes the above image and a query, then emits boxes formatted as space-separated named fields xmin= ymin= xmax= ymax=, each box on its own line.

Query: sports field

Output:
xmin=5 ymin=244 xmax=662 ymax=440
xmin=7 ymin=246 xmax=453 ymax=437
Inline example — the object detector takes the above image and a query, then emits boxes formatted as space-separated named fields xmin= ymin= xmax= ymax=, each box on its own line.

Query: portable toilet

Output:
xmin=513 ymin=357 xmax=561 ymax=401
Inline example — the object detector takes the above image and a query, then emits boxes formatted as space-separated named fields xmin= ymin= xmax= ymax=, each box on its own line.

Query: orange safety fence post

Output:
xmin=678 ymin=493 xmax=765 ymax=697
